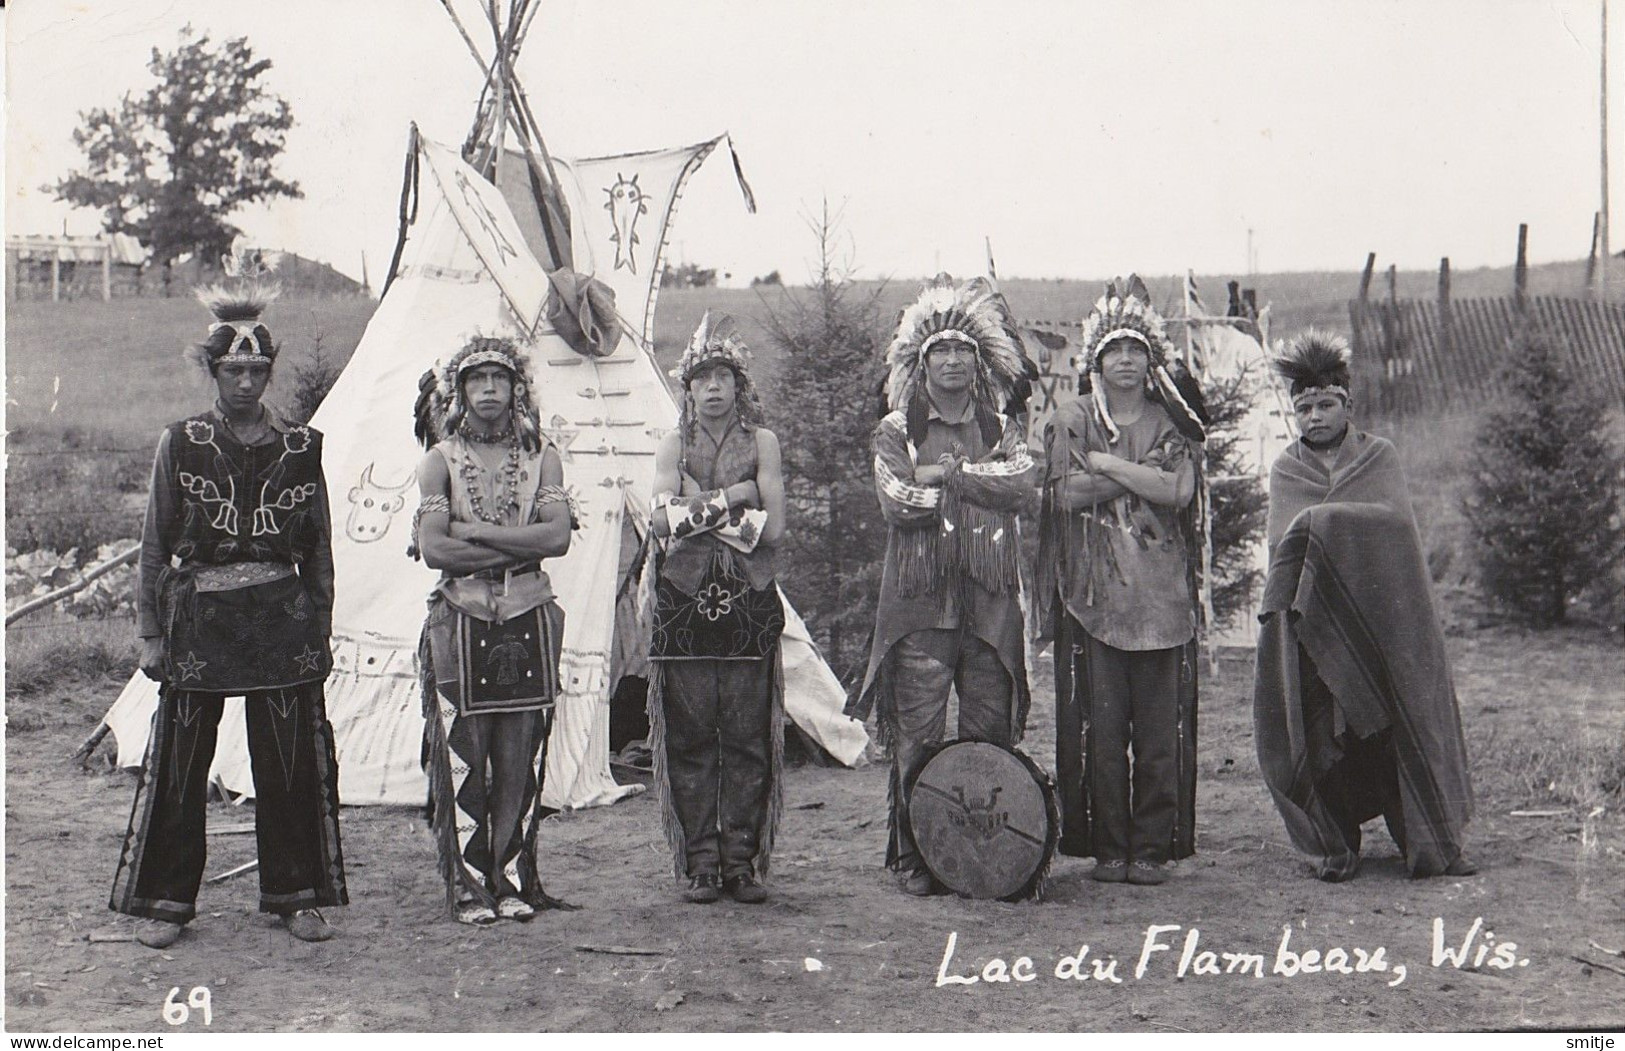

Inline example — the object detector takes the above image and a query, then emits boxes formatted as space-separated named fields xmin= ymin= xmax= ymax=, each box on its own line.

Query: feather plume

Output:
xmin=413 ymin=368 xmax=442 ymax=450
xmin=220 ymin=243 xmax=282 ymax=281
xmin=1272 ymin=329 xmax=1352 ymax=396
xmin=194 ymin=285 xmax=275 ymax=324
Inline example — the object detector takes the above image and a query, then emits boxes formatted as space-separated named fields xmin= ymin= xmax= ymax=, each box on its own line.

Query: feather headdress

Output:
xmin=1075 ymin=274 xmax=1178 ymax=374
xmin=671 ymin=311 xmax=766 ymax=440
xmin=1075 ymin=274 xmax=1206 ymax=443
xmin=1272 ymin=329 xmax=1352 ymax=402
xmin=882 ymin=274 xmax=1029 ymax=445
xmin=413 ymin=335 xmax=543 ymax=452
xmin=189 ymin=246 xmax=283 ymax=370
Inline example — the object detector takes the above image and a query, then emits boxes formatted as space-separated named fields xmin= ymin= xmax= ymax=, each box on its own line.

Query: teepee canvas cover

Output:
xmin=103 ymin=132 xmax=867 ymax=808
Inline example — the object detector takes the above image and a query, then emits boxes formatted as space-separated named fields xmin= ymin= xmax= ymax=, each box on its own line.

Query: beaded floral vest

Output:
xmin=166 ymin=413 xmax=325 ymax=566
xmin=663 ymin=419 xmax=777 ymax=592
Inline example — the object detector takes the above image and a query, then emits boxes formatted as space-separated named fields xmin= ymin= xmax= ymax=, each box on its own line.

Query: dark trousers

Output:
xmin=1084 ymin=635 xmax=1181 ymax=865
xmin=883 ymin=629 xmax=1014 ymax=874
xmin=1301 ymin=648 xmax=1405 ymax=868
xmin=110 ymin=683 xmax=348 ymax=924
xmin=662 ymin=657 xmax=774 ymax=879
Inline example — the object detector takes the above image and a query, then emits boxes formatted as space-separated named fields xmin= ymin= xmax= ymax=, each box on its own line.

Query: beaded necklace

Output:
xmin=459 ymin=419 xmax=515 ymax=445
xmin=460 ymin=439 xmax=523 ymax=524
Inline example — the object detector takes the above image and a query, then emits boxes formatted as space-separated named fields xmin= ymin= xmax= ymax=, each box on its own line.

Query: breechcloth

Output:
xmin=661 ymin=657 xmax=774 ymax=878
xmin=110 ymin=683 xmax=348 ymax=924
xmin=1081 ymin=634 xmax=1181 ymax=865
xmin=881 ymin=628 xmax=1014 ymax=874
xmin=423 ymin=687 xmax=556 ymax=912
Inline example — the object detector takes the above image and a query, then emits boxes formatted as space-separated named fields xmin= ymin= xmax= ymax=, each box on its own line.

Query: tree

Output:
xmin=51 ymin=26 xmax=302 ymax=289
xmin=660 ymin=262 xmax=717 ymax=288
xmin=1463 ymin=325 xmax=1624 ymax=626
xmin=1199 ymin=366 xmax=1270 ymax=631
xmin=759 ymin=202 xmax=891 ymax=680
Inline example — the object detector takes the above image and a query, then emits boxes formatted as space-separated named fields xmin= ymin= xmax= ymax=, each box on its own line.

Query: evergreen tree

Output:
xmin=1200 ymin=367 xmax=1271 ymax=630
xmin=1464 ymin=325 xmax=1624 ymax=626
xmin=759 ymin=202 xmax=891 ymax=680
xmin=51 ymin=26 xmax=302 ymax=289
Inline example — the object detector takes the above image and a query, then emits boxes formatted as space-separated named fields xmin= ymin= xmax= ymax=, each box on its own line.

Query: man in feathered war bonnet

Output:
xmin=411 ymin=335 xmax=580 ymax=925
xmin=644 ymin=313 xmax=786 ymax=905
xmin=112 ymin=271 xmax=347 ymax=949
xmin=1037 ymin=276 xmax=1207 ymax=887
xmin=851 ymin=275 xmax=1038 ymax=897
xmin=1253 ymin=331 xmax=1475 ymax=882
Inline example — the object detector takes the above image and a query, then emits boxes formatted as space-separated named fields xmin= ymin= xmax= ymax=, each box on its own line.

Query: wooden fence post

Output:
xmin=1514 ymin=223 xmax=1529 ymax=315
xmin=1438 ymin=256 xmax=1453 ymax=364
xmin=1587 ymin=211 xmax=1603 ymax=296
xmin=101 ymin=242 xmax=112 ymax=302
xmin=1358 ymin=252 xmax=1376 ymax=302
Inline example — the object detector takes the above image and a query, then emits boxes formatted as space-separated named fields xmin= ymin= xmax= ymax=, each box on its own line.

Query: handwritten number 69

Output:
xmin=163 ymin=986 xmax=212 ymax=1026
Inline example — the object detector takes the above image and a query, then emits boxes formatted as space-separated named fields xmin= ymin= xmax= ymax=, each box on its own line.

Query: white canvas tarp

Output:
xmin=1191 ymin=318 xmax=1296 ymax=647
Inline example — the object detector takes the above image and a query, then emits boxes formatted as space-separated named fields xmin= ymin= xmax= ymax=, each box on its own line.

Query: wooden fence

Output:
xmin=1348 ymin=295 xmax=1625 ymax=415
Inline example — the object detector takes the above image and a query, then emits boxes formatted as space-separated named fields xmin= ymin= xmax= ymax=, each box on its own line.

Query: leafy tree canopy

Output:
xmin=52 ymin=25 xmax=302 ymax=274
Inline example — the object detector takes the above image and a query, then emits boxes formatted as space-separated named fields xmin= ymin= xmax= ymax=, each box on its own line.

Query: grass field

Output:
xmin=5 ymin=261 xmax=1616 ymax=615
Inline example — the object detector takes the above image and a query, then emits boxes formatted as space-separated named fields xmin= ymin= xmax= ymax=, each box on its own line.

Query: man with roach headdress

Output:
xmin=851 ymin=275 xmax=1038 ymax=897
xmin=112 ymin=264 xmax=347 ymax=949
xmin=1253 ymin=331 xmax=1475 ymax=882
xmin=643 ymin=312 xmax=786 ymax=905
xmin=411 ymin=335 xmax=581 ymax=925
xmin=1037 ymin=275 xmax=1208 ymax=887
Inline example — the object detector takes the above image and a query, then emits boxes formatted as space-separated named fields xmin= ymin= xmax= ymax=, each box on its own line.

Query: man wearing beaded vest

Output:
xmin=112 ymin=278 xmax=347 ymax=950
xmin=645 ymin=313 xmax=786 ymax=905
xmin=851 ymin=275 xmax=1038 ymax=897
xmin=1037 ymin=275 xmax=1208 ymax=888
xmin=412 ymin=335 xmax=580 ymax=926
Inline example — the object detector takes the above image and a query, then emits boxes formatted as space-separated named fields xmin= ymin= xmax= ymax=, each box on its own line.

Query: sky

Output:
xmin=4 ymin=0 xmax=1620 ymax=287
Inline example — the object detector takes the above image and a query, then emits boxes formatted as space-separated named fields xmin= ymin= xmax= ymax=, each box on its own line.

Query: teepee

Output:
xmin=102 ymin=0 xmax=867 ymax=809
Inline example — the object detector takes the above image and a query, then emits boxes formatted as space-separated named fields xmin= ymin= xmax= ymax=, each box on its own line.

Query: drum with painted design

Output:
xmin=908 ymin=740 xmax=1058 ymax=900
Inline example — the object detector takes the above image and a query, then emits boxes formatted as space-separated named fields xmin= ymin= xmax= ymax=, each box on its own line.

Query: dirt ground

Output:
xmin=5 ymin=628 xmax=1623 ymax=1034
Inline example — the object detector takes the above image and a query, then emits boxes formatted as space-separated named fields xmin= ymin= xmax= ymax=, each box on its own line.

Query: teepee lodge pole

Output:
xmin=4 ymin=544 xmax=139 ymax=627
xmin=440 ymin=0 xmax=570 ymax=266
xmin=1600 ymin=0 xmax=1611 ymax=298
xmin=487 ymin=6 xmax=510 ymax=186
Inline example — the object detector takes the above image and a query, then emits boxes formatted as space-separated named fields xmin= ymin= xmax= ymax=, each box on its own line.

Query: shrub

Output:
xmin=759 ymin=202 xmax=891 ymax=681
xmin=277 ymin=329 xmax=344 ymax=424
xmin=1463 ymin=325 xmax=1625 ymax=626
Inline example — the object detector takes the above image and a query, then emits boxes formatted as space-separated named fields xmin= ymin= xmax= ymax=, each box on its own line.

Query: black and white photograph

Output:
xmin=4 ymin=0 xmax=1623 ymax=1036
